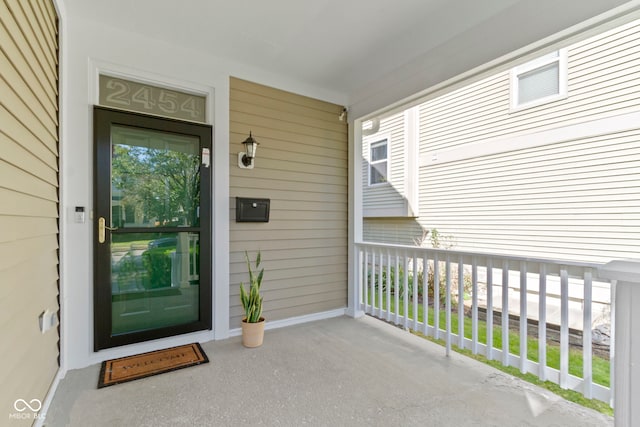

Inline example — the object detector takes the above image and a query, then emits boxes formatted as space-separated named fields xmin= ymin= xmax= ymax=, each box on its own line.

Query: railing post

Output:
xmin=559 ymin=267 xmax=569 ymax=389
xmin=347 ymin=245 xmax=365 ymax=318
xmin=599 ymin=260 xmax=640 ymax=427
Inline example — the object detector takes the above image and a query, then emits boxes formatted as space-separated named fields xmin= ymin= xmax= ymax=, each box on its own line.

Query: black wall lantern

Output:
xmin=238 ymin=131 xmax=259 ymax=169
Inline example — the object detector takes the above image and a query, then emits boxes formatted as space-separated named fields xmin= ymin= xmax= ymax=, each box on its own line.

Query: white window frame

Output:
xmin=368 ymin=137 xmax=389 ymax=187
xmin=510 ymin=49 xmax=567 ymax=111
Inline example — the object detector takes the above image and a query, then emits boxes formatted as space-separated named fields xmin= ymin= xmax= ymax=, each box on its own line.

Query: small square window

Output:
xmin=371 ymin=142 xmax=387 ymax=162
xmin=369 ymin=139 xmax=388 ymax=186
xmin=518 ymin=62 xmax=559 ymax=104
xmin=511 ymin=50 xmax=566 ymax=110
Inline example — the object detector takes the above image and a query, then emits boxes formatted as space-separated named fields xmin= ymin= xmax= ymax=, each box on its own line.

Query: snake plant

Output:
xmin=239 ymin=251 xmax=264 ymax=323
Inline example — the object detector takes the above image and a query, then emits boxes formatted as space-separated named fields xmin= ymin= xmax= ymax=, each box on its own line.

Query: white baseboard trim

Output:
xmin=229 ymin=307 xmax=347 ymax=337
xmin=346 ymin=307 xmax=366 ymax=318
xmin=35 ymin=367 xmax=67 ymax=427
xmin=420 ymin=110 xmax=640 ymax=167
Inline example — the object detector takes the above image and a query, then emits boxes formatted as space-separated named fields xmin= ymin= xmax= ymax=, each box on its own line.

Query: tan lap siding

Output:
xmin=229 ymin=77 xmax=348 ymax=327
xmin=0 ymin=0 xmax=59 ymax=421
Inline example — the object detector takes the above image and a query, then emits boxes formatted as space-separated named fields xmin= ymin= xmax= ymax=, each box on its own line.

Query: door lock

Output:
xmin=98 ymin=217 xmax=118 ymax=243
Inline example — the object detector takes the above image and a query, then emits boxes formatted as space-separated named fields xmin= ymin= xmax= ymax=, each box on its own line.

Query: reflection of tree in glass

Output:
xmin=112 ymin=144 xmax=200 ymax=227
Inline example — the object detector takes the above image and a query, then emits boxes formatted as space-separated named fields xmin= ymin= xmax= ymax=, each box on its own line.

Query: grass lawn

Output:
xmin=367 ymin=293 xmax=613 ymax=416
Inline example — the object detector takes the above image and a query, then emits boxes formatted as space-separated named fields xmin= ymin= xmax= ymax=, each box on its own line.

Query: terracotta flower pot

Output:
xmin=241 ymin=317 xmax=265 ymax=348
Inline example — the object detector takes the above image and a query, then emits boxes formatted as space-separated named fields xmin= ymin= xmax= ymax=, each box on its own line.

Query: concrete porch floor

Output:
xmin=44 ymin=316 xmax=612 ymax=426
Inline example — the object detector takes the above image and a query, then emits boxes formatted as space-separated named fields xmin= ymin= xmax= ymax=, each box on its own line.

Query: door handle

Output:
xmin=98 ymin=217 xmax=118 ymax=243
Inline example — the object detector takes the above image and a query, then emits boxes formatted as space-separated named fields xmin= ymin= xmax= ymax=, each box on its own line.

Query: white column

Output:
xmin=347 ymin=118 xmax=364 ymax=318
xmin=599 ymin=260 xmax=640 ymax=427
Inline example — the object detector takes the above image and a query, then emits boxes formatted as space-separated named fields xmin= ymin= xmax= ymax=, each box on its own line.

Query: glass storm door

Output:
xmin=93 ymin=106 xmax=212 ymax=350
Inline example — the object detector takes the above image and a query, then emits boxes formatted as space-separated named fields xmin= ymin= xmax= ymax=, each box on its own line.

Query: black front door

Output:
xmin=93 ymin=106 xmax=212 ymax=350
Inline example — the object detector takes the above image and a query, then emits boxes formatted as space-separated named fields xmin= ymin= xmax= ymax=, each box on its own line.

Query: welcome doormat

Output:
xmin=98 ymin=343 xmax=209 ymax=388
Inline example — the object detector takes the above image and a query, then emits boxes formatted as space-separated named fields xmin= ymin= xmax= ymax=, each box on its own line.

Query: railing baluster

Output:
xmin=486 ymin=258 xmax=494 ymax=360
xmin=538 ymin=263 xmax=547 ymax=382
xmin=403 ymin=252 xmax=409 ymax=329
xmin=502 ymin=260 xmax=510 ymax=366
xmin=358 ymin=248 xmax=364 ymax=311
xmin=378 ymin=250 xmax=383 ymax=317
xmin=364 ymin=249 xmax=369 ymax=313
xmin=609 ymin=280 xmax=616 ymax=409
xmin=583 ymin=269 xmax=593 ymax=399
xmin=413 ymin=252 xmax=419 ymax=330
xmin=458 ymin=255 xmax=465 ymax=349
xmin=423 ymin=254 xmax=429 ymax=335
xmin=434 ymin=253 xmax=440 ymax=340
xmin=394 ymin=252 xmax=400 ymax=325
xmin=386 ymin=250 xmax=391 ymax=321
xmin=371 ymin=250 xmax=376 ymax=314
xmin=472 ymin=257 xmax=478 ymax=355
xmin=520 ymin=261 xmax=528 ymax=374
xmin=446 ymin=255 xmax=452 ymax=357
xmin=560 ymin=267 xmax=569 ymax=389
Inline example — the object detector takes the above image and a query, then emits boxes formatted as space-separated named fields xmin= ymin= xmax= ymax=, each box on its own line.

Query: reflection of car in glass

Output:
xmin=148 ymin=237 xmax=177 ymax=249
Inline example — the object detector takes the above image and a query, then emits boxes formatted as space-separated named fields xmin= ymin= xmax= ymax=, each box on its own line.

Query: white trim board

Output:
xmin=228 ymin=308 xmax=347 ymax=337
xmin=35 ymin=368 xmax=66 ymax=427
xmin=89 ymin=59 xmax=215 ymax=125
xmin=420 ymin=110 xmax=640 ymax=166
xmin=404 ymin=106 xmax=420 ymax=217
xmin=81 ymin=59 xmax=224 ymax=355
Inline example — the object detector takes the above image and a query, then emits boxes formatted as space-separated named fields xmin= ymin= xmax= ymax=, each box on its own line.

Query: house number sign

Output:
xmin=99 ymin=75 xmax=207 ymax=123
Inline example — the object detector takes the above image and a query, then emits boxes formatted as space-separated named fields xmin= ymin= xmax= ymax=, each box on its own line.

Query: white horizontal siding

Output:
xmin=412 ymin=19 xmax=640 ymax=263
xmin=362 ymin=112 xmax=409 ymax=216
xmin=420 ymin=19 xmax=640 ymax=153
xmin=420 ymin=74 xmax=508 ymax=152
xmin=419 ymin=130 xmax=640 ymax=262
xmin=363 ymin=218 xmax=426 ymax=246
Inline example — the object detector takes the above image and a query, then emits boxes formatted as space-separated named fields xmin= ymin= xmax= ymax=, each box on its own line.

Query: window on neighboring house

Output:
xmin=511 ymin=49 xmax=567 ymax=109
xmin=369 ymin=138 xmax=388 ymax=186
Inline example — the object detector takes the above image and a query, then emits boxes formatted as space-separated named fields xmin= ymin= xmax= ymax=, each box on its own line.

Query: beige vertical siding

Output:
xmin=362 ymin=112 xmax=410 ymax=216
xmin=0 ymin=0 xmax=59 ymax=422
xmin=229 ymin=77 xmax=348 ymax=327
xmin=414 ymin=19 xmax=640 ymax=263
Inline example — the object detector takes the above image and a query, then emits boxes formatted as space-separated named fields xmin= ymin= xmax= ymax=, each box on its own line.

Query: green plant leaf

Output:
xmin=240 ymin=250 xmax=264 ymax=323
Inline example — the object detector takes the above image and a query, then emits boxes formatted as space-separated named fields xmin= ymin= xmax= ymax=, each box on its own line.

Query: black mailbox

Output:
xmin=236 ymin=197 xmax=270 ymax=222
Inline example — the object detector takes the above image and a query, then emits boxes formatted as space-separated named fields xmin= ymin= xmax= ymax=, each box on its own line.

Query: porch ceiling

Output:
xmin=65 ymin=0 xmax=632 ymax=108
xmin=45 ymin=316 xmax=610 ymax=426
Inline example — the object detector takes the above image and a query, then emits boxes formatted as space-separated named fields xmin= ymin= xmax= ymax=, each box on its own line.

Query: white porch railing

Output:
xmin=355 ymin=242 xmax=614 ymax=405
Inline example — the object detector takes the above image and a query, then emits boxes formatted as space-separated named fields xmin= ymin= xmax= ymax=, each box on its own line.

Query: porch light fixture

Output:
xmin=238 ymin=131 xmax=259 ymax=169
xmin=339 ymin=107 xmax=347 ymax=121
